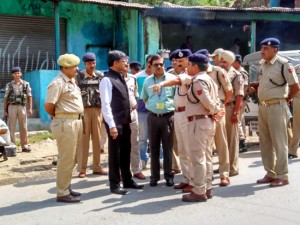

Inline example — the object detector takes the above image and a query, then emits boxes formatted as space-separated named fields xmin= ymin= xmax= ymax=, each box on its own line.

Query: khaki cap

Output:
xmin=57 ymin=54 xmax=80 ymax=67
xmin=219 ymin=50 xmax=235 ymax=64
xmin=210 ymin=48 xmax=224 ymax=57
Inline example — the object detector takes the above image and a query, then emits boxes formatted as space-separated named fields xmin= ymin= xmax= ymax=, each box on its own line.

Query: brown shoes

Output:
xmin=256 ymin=175 xmax=276 ymax=184
xmin=93 ymin=171 xmax=108 ymax=175
xmin=78 ymin=173 xmax=86 ymax=178
xmin=206 ymin=189 xmax=213 ymax=199
xmin=270 ymin=178 xmax=289 ymax=187
xmin=182 ymin=192 xmax=207 ymax=202
xmin=182 ymin=185 xmax=193 ymax=193
xmin=57 ymin=194 xmax=81 ymax=203
xmin=220 ymin=177 xmax=230 ymax=187
xmin=174 ymin=182 xmax=189 ymax=189
xmin=133 ymin=172 xmax=146 ymax=180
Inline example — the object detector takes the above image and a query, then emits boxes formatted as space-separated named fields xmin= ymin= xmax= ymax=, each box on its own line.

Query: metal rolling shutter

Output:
xmin=0 ymin=15 xmax=66 ymax=89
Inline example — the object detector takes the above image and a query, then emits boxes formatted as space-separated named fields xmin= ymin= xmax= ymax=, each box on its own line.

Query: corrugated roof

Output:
xmin=65 ymin=0 xmax=152 ymax=9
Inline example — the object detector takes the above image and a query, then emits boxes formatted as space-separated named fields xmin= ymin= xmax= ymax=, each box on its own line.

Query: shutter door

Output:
xmin=0 ymin=15 xmax=67 ymax=89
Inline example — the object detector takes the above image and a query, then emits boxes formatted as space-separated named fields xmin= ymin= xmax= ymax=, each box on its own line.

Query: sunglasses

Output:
xmin=153 ymin=63 xmax=164 ymax=68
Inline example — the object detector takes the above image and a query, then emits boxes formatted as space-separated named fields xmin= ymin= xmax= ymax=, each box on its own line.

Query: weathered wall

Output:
xmin=145 ymin=17 xmax=160 ymax=56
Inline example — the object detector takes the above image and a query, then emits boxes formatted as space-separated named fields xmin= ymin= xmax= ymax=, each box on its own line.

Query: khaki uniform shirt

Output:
xmin=295 ymin=65 xmax=300 ymax=98
xmin=226 ymin=67 xmax=244 ymax=102
xmin=46 ymin=72 xmax=84 ymax=115
xmin=207 ymin=64 xmax=232 ymax=101
xmin=125 ymin=74 xmax=138 ymax=109
xmin=180 ymin=72 xmax=220 ymax=117
xmin=258 ymin=55 xmax=298 ymax=101
xmin=4 ymin=79 xmax=32 ymax=98
xmin=169 ymin=68 xmax=188 ymax=108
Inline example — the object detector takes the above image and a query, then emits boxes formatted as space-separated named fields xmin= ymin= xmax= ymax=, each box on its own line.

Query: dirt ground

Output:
xmin=0 ymin=138 xmax=109 ymax=186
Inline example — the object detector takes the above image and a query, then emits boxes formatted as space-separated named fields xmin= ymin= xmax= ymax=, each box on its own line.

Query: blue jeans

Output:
xmin=138 ymin=112 xmax=149 ymax=161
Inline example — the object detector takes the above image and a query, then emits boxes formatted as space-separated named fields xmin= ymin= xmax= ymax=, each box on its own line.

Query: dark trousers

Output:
xmin=148 ymin=112 xmax=174 ymax=181
xmin=105 ymin=123 xmax=133 ymax=190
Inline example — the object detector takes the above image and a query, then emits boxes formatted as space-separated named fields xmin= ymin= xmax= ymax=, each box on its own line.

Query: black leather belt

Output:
xmin=225 ymin=101 xmax=236 ymax=107
xmin=149 ymin=111 xmax=174 ymax=118
xmin=187 ymin=115 xmax=212 ymax=122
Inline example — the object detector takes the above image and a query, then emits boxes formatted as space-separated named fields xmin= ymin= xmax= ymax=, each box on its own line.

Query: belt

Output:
xmin=55 ymin=113 xmax=82 ymax=120
xmin=225 ymin=101 xmax=236 ymax=107
xmin=11 ymin=103 xmax=24 ymax=105
xmin=187 ymin=115 xmax=212 ymax=122
xmin=149 ymin=111 xmax=174 ymax=118
xmin=175 ymin=106 xmax=186 ymax=112
xmin=259 ymin=98 xmax=286 ymax=106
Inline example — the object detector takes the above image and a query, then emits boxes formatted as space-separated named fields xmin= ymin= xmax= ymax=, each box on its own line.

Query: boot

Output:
xmin=239 ymin=139 xmax=248 ymax=153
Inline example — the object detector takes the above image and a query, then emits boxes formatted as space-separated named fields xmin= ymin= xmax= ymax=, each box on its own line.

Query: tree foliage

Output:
xmin=131 ymin=0 xmax=236 ymax=7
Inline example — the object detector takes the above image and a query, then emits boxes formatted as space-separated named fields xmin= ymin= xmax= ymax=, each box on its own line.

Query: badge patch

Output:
xmin=288 ymin=67 xmax=294 ymax=73
xmin=197 ymin=90 xmax=202 ymax=96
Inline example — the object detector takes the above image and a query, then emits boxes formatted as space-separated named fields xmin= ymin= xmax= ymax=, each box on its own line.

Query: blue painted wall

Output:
xmin=24 ymin=70 xmax=58 ymax=123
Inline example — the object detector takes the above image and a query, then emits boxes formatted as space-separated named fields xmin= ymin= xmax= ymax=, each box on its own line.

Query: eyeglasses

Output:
xmin=153 ymin=63 xmax=164 ymax=68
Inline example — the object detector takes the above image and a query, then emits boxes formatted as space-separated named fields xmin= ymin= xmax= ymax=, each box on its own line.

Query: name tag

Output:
xmin=156 ymin=102 xmax=165 ymax=110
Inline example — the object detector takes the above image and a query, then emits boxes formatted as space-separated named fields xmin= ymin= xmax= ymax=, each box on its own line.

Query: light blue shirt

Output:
xmin=141 ymin=72 xmax=176 ymax=114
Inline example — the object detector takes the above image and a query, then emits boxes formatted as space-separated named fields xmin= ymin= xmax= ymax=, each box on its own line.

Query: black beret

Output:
xmin=188 ymin=53 xmax=209 ymax=64
xmin=173 ymin=49 xmax=192 ymax=59
xmin=11 ymin=67 xmax=21 ymax=73
xmin=235 ymin=54 xmax=242 ymax=62
xmin=129 ymin=61 xmax=141 ymax=68
xmin=195 ymin=49 xmax=210 ymax=57
xmin=82 ymin=52 xmax=96 ymax=62
xmin=169 ymin=49 xmax=179 ymax=60
xmin=260 ymin=38 xmax=280 ymax=48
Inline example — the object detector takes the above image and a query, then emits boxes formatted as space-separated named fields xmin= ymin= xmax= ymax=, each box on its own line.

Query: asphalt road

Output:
xmin=1 ymin=145 xmax=300 ymax=225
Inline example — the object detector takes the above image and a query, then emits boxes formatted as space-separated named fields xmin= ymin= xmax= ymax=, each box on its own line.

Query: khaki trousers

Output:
xmin=8 ymin=105 xmax=28 ymax=149
xmin=258 ymin=101 xmax=289 ymax=180
xmin=238 ymin=101 xmax=247 ymax=140
xmin=51 ymin=118 xmax=82 ymax=197
xmin=130 ymin=110 xmax=142 ymax=174
xmin=77 ymin=107 xmax=103 ymax=173
xmin=225 ymin=105 xmax=239 ymax=174
xmin=214 ymin=115 xmax=230 ymax=178
xmin=289 ymin=98 xmax=300 ymax=156
xmin=172 ymin=131 xmax=181 ymax=170
xmin=174 ymin=111 xmax=193 ymax=185
xmin=189 ymin=118 xmax=215 ymax=195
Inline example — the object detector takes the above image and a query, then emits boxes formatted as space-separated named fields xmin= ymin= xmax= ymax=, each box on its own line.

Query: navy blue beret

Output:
xmin=11 ymin=66 xmax=21 ymax=73
xmin=174 ymin=49 xmax=192 ymax=59
xmin=195 ymin=49 xmax=210 ymax=57
xmin=188 ymin=53 xmax=209 ymax=64
xmin=130 ymin=61 xmax=141 ymax=68
xmin=169 ymin=49 xmax=179 ymax=60
xmin=260 ymin=38 xmax=280 ymax=48
xmin=82 ymin=52 xmax=96 ymax=62
xmin=235 ymin=54 xmax=242 ymax=62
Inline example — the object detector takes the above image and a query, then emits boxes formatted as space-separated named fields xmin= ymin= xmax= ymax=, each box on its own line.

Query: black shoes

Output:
xmin=149 ymin=179 xmax=158 ymax=187
xmin=166 ymin=179 xmax=174 ymax=187
xmin=22 ymin=147 xmax=31 ymax=152
xmin=288 ymin=153 xmax=298 ymax=159
xmin=111 ymin=187 xmax=128 ymax=195
xmin=123 ymin=182 xmax=144 ymax=189
xmin=69 ymin=189 xmax=81 ymax=197
xmin=239 ymin=139 xmax=248 ymax=153
xmin=57 ymin=194 xmax=81 ymax=203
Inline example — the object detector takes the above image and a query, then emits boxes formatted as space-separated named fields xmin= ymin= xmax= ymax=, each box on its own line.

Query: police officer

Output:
xmin=4 ymin=67 xmax=32 ymax=152
xmin=219 ymin=50 xmax=244 ymax=177
xmin=232 ymin=54 xmax=249 ymax=153
xmin=255 ymin=38 xmax=299 ymax=187
xmin=210 ymin=48 xmax=224 ymax=67
xmin=197 ymin=49 xmax=233 ymax=186
xmin=129 ymin=61 xmax=142 ymax=75
xmin=181 ymin=53 xmax=224 ymax=202
xmin=77 ymin=53 xmax=107 ymax=178
xmin=44 ymin=54 xmax=83 ymax=203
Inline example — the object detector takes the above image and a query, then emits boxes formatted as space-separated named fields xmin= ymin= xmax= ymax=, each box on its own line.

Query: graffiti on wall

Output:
xmin=0 ymin=36 xmax=56 ymax=75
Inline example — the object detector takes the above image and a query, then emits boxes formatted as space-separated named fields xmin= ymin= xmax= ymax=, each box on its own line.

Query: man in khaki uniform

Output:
xmin=255 ymin=38 xmax=299 ymax=187
xmin=232 ymin=54 xmax=249 ymax=153
xmin=197 ymin=49 xmax=233 ymax=186
xmin=4 ymin=67 xmax=32 ymax=152
xmin=44 ymin=54 xmax=83 ymax=203
xmin=76 ymin=53 xmax=107 ymax=178
xmin=210 ymin=48 xmax=224 ymax=67
xmin=219 ymin=50 xmax=244 ymax=177
xmin=289 ymin=65 xmax=300 ymax=158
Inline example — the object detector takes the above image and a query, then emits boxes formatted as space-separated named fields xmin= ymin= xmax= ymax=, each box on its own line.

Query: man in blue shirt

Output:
xmin=141 ymin=54 xmax=176 ymax=187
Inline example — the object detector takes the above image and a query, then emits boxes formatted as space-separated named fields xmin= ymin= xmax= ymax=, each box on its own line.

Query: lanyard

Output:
xmin=153 ymin=75 xmax=165 ymax=98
